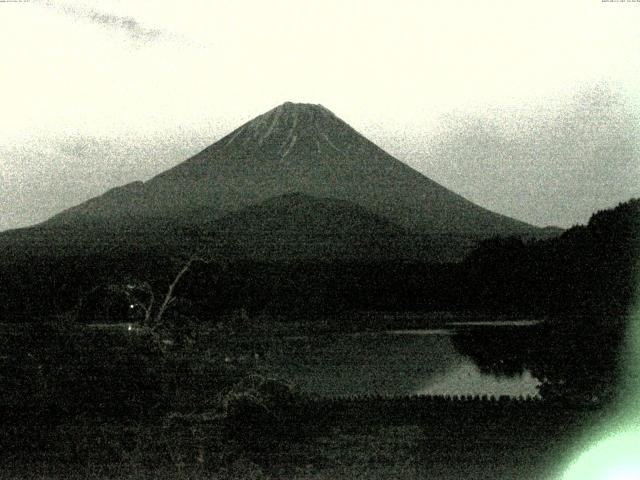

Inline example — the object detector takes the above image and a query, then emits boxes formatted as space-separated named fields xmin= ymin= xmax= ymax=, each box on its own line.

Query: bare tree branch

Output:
xmin=153 ymin=257 xmax=196 ymax=328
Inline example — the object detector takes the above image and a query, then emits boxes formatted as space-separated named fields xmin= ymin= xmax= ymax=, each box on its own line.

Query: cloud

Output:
xmin=37 ymin=1 xmax=165 ymax=42
xmin=82 ymin=9 xmax=163 ymax=41
xmin=405 ymin=84 xmax=640 ymax=228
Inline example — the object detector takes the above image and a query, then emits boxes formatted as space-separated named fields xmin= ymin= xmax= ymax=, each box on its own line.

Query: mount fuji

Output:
xmin=2 ymin=102 xmax=554 ymax=261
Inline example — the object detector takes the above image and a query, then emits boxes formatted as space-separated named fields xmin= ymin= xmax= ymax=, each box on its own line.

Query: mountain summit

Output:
xmin=46 ymin=102 xmax=536 ymax=238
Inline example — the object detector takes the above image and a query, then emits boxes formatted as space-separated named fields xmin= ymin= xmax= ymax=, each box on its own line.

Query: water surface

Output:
xmin=262 ymin=329 xmax=541 ymax=398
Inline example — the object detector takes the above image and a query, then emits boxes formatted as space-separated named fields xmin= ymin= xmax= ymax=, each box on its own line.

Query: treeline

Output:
xmin=0 ymin=200 xmax=640 ymax=321
xmin=0 ymin=257 xmax=469 ymax=322
xmin=463 ymin=198 xmax=640 ymax=317
xmin=449 ymin=199 xmax=639 ymax=405
xmin=0 ymin=199 xmax=637 ymax=324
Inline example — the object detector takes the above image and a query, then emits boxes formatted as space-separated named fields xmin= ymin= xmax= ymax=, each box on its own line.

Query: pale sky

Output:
xmin=1 ymin=0 xmax=639 ymax=231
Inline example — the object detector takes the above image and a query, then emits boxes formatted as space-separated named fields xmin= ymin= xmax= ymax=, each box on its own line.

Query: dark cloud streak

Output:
xmin=37 ymin=1 xmax=166 ymax=42
xmin=84 ymin=9 xmax=163 ymax=41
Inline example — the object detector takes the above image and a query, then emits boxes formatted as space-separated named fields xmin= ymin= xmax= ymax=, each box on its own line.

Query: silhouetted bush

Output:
xmin=221 ymin=375 xmax=298 ymax=452
xmin=0 ymin=322 xmax=243 ymax=422
xmin=0 ymin=322 xmax=164 ymax=420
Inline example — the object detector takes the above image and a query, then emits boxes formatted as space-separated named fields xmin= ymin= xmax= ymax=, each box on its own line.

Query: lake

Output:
xmin=260 ymin=327 xmax=541 ymax=398
xmin=84 ymin=321 xmax=543 ymax=398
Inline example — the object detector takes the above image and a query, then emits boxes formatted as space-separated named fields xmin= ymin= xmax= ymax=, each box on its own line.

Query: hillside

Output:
xmin=192 ymin=192 xmax=431 ymax=261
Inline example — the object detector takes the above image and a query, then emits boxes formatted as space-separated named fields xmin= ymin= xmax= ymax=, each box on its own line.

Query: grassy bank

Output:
xmin=0 ymin=319 xmax=612 ymax=479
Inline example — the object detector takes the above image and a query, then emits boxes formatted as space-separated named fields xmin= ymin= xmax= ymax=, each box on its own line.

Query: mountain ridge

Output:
xmin=43 ymin=102 xmax=540 ymax=238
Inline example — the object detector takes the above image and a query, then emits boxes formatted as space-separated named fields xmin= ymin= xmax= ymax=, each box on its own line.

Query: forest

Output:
xmin=1 ymin=200 xmax=637 ymax=322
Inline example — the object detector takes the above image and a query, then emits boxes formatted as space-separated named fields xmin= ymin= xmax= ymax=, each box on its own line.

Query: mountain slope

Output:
xmin=193 ymin=192 xmax=428 ymax=261
xmin=0 ymin=192 xmax=473 ymax=262
xmin=45 ymin=102 xmax=539 ymax=237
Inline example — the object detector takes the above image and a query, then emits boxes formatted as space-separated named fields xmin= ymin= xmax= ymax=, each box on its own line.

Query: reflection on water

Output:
xmin=387 ymin=329 xmax=452 ymax=335
xmin=447 ymin=320 xmax=543 ymax=327
xmin=419 ymin=363 xmax=541 ymax=398
xmin=264 ymin=329 xmax=540 ymax=398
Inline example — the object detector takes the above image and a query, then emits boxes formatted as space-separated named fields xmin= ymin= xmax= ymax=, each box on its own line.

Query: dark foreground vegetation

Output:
xmin=0 ymin=199 xmax=637 ymax=478
xmin=0 ymin=321 xmax=606 ymax=479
